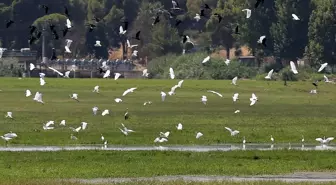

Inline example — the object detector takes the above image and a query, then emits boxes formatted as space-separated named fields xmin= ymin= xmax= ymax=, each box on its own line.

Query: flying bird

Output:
xmin=225 ymin=127 xmax=240 ymax=136
xmin=242 ymin=9 xmax=251 ymax=18
xmin=265 ymin=69 xmax=274 ymax=80
xmin=318 ymin=63 xmax=328 ymax=72
xmin=231 ymin=76 xmax=238 ymax=85
xmin=290 ymin=61 xmax=298 ymax=74
xmin=207 ymin=90 xmax=223 ymax=97
xmin=169 ymin=67 xmax=175 ymax=79
xmin=257 ymin=35 xmax=267 ymax=47
xmin=122 ymin=87 xmax=137 ymax=96
xmin=292 ymin=14 xmax=300 ymax=21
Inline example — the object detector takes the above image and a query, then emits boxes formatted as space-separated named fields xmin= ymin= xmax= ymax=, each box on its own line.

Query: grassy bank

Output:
xmin=0 ymin=78 xmax=335 ymax=145
xmin=1 ymin=150 xmax=336 ymax=180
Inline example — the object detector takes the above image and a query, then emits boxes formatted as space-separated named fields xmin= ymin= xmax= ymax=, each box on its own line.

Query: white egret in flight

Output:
xmin=242 ymin=9 xmax=251 ymax=18
xmin=225 ymin=127 xmax=240 ymax=136
xmin=265 ymin=69 xmax=274 ymax=80
xmin=290 ymin=61 xmax=298 ymax=74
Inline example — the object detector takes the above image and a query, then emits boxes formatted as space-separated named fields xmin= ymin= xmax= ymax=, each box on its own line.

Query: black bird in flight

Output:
xmin=255 ymin=0 xmax=264 ymax=8
xmin=6 ymin=20 xmax=14 ymax=28
xmin=152 ymin=15 xmax=160 ymax=26
xmin=134 ymin=31 xmax=141 ymax=40
xmin=40 ymin=5 xmax=49 ymax=15
xmin=175 ymin=19 xmax=182 ymax=27
xmin=213 ymin=13 xmax=222 ymax=23
xmin=50 ymin=48 xmax=57 ymax=61
xmin=235 ymin=25 xmax=240 ymax=34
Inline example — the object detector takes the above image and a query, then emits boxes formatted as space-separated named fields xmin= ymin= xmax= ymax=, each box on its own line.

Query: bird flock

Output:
xmin=2 ymin=61 xmax=335 ymax=147
xmin=1 ymin=1 xmax=335 ymax=147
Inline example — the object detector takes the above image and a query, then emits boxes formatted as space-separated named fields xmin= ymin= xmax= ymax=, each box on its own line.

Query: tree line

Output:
xmin=0 ymin=0 xmax=335 ymax=67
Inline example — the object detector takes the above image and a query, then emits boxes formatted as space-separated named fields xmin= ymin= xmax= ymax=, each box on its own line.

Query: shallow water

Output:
xmin=0 ymin=143 xmax=335 ymax=152
xmin=69 ymin=173 xmax=336 ymax=183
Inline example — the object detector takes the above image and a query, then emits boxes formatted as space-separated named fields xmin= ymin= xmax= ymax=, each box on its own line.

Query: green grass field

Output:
xmin=1 ymin=150 xmax=336 ymax=180
xmin=0 ymin=77 xmax=335 ymax=145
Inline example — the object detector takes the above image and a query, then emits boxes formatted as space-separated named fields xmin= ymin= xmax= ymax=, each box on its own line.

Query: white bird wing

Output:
xmin=169 ymin=67 xmax=175 ymax=79
xmin=81 ymin=122 xmax=87 ymax=130
xmin=207 ymin=90 xmax=223 ymax=97
xmin=316 ymin=138 xmax=323 ymax=142
xmin=103 ymin=70 xmax=111 ymax=78
xmin=242 ymin=9 xmax=251 ymax=18
xmin=119 ymin=26 xmax=124 ymax=34
xmin=48 ymin=67 xmax=64 ymax=76
xmin=40 ymin=78 xmax=46 ymax=86
xmin=177 ymin=80 xmax=184 ymax=87
xmin=250 ymin=98 xmax=256 ymax=106
xmin=114 ymin=73 xmax=121 ymax=80
xmin=265 ymin=69 xmax=274 ymax=79
xmin=225 ymin=127 xmax=233 ymax=133
xmin=326 ymin=137 xmax=334 ymax=142
xmin=127 ymin=39 xmax=131 ymax=48
xmin=66 ymin=19 xmax=72 ymax=28
xmin=143 ymin=69 xmax=148 ymax=76
xmin=318 ymin=63 xmax=328 ymax=72
xmin=202 ymin=56 xmax=210 ymax=63
xmin=252 ymin=93 xmax=257 ymax=100
xmin=324 ymin=75 xmax=329 ymax=82
xmin=65 ymin=46 xmax=71 ymax=53
xmin=29 ymin=63 xmax=35 ymax=71
xmin=292 ymin=14 xmax=299 ymax=20
xmin=232 ymin=77 xmax=238 ymax=85
xmin=26 ymin=90 xmax=31 ymax=97
xmin=64 ymin=71 xmax=70 ymax=78
xmin=290 ymin=61 xmax=298 ymax=74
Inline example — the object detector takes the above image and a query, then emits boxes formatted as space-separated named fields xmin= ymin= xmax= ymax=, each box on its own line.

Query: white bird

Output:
xmin=33 ymin=92 xmax=44 ymax=104
xmin=40 ymin=78 xmax=46 ymax=86
xmin=103 ymin=70 xmax=110 ymax=78
xmin=93 ymin=86 xmax=99 ymax=93
xmin=39 ymin=73 xmax=45 ymax=78
xmin=127 ymin=39 xmax=138 ymax=48
xmin=177 ymin=80 xmax=184 ymax=88
xmin=92 ymin=106 xmax=99 ymax=115
xmin=142 ymin=69 xmax=149 ymax=77
xmin=160 ymin=131 xmax=170 ymax=138
xmin=120 ymin=123 xmax=135 ymax=134
xmin=196 ymin=132 xmax=203 ymax=139
xmin=318 ymin=63 xmax=328 ymax=72
xmin=101 ymin=134 xmax=105 ymax=141
xmin=48 ymin=67 xmax=64 ymax=76
xmin=29 ymin=63 xmax=35 ymax=71
xmin=225 ymin=127 xmax=240 ymax=136
xmin=43 ymin=121 xmax=54 ymax=130
xmin=94 ymin=40 xmax=101 ymax=47
xmin=25 ymin=89 xmax=32 ymax=97
xmin=81 ymin=122 xmax=88 ymax=130
xmin=115 ymin=98 xmax=122 ymax=103
xmin=202 ymin=56 xmax=210 ymax=64
xmin=168 ymin=85 xmax=179 ymax=96
xmin=232 ymin=93 xmax=239 ymax=102
xmin=143 ymin=101 xmax=152 ymax=106
xmin=66 ymin=18 xmax=72 ymax=28
xmin=71 ymin=134 xmax=77 ymax=140
xmin=265 ymin=69 xmax=274 ymax=80
xmin=250 ymin=93 xmax=258 ymax=106
xmin=154 ymin=137 xmax=168 ymax=143
xmin=5 ymin=112 xmax=12 ymax=118
xmin=242 ymin=9 xmax=251 ymax=18
xmin=114 ymin=73 xmax=121 ymax=80
xmin=64 ymin=71 xmax=71 ymax=78
xmin=122 ymin=87 xmax=137 ymax=96
xmin=271 ymin=135 xmax=274 ymax=143
xmin=102 ymin=109 xmax=109 ymax=116
xmin=310 ymin=89 xmax=317 ymax=94
xmin=243 ymin=136 xmax=246 ymax=144
xmin=119 ymin=128 xmax=128 ymax=136
xmin=65 ymin=39 xmax=72 ymax=53
xmin=234 ymin=110 xmax=240 ymax=114
xmin=119 ymin=25 xmax=126 ymax=35
xmin=301 ymin=135 xmax=305 ymax=143
xmin=176 ymin=123 xmax=183 ymax=130
xmin=324 ymin=75 xmax=330 ymax=83
xmin=290 ymin=61 xmax=298 ymax=74
xmin=231 ymin=76 xmax=238 ymax=85
xmin=169 ymin=67 xmax=175 ymax=79
xmin=292 ymin=14 xmax=300 ymax=20
xmin=201 ymin=95 xmax=207 ymax=105
xmin=4 ymin=132 xmax=17 ymax=138
xmin=161 ymin=91 xmax=166 ymax=101
xmin=132 ymin=50 xmax=138 ymax=57
xmin=316 ymin=137 xmax=334 ymax=144
xmin=60 ymin=120 xmax=66 ymax=126
xmin=70 ymin=126 xmax=81 ymax=132
xmin=225 ymin=59 xmax=230 ymax=66
xmin=207 ymin=90 xmax=223 ymax=98
xmin=70 ymin=93 xmax=79 ymax=102
xmin=194 ymin=13 xmax=201 ymax=22
xmin=257 ymin=35 xmax=266 ymax=44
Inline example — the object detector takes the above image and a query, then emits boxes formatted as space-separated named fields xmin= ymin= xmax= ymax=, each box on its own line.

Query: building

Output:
xmin=0 ymin=48 xmax=37 ymax=72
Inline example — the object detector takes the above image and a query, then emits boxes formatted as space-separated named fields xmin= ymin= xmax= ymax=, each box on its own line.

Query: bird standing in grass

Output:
xmin=124 ymin=108 xmax=129 ymax=120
